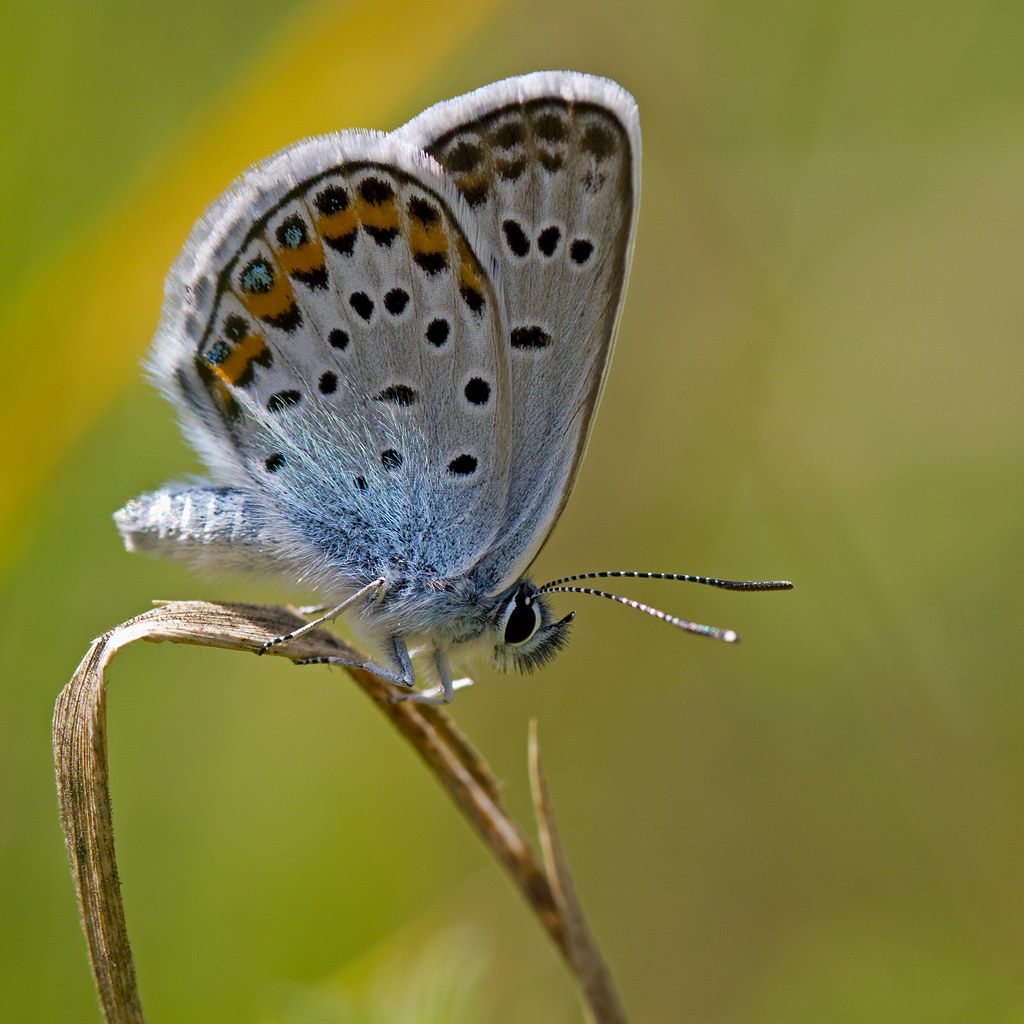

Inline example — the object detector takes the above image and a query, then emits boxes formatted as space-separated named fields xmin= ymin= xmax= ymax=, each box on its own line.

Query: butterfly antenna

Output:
xmin=541 ymin=571 xmax=793 ymax=591
xmin=537 ymin=572 xmax=793 ymax=643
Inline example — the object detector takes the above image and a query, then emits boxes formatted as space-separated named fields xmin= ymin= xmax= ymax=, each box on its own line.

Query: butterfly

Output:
xmin=115 ymin=71 xmax=790 ymax=703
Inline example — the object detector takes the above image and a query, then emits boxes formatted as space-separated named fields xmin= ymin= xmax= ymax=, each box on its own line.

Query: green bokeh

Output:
xmin=3 ymin=0 xmax=1024 ymax=1021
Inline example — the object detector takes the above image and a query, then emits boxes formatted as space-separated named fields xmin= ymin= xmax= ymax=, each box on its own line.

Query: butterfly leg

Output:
xmin=259 ymin=578 xmax=387 ymax=654
xmin=295 ymin=633 xmax=418 ymax=689
xmin=387 ymin=649 xmax=472 ymax=705
xmin=388 ymin=651 xmax=452 ymax=704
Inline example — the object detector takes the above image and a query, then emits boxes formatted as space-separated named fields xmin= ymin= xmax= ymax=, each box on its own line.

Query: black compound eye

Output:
xmin=503 ymin=589 xmax=540 ymax=646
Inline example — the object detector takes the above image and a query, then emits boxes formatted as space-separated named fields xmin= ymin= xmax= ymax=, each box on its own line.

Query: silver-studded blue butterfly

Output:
xmin=115 ymin=72 xmax=791 ymax=703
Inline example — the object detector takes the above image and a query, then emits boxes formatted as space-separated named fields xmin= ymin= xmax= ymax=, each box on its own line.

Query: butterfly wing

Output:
xmin=146 ymin=130 xmax=516 ymax=594
xmin=138 ymin=73 xmax=639 ymax=608
xmin=398 ymin=71 xmax=641 ymax=591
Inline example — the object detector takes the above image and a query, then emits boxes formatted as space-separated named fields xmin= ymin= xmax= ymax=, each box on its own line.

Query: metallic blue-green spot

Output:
xmin=206 ymin=341 xmax=230 ymax=365
xmin=241 ymin=257 xmax=274 ymax=294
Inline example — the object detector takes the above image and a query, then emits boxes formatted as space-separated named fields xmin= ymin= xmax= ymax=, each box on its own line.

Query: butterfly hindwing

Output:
xmin=151 ymin=132 xmax=514 ymax=588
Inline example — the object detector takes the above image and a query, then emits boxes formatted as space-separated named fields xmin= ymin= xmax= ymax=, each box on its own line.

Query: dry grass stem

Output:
xmin=54 ymin=601 xmax=627 ymax=1023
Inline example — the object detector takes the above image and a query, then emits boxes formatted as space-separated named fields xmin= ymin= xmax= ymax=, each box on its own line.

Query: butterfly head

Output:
xmin=481 ymin=571 xmax=796 ymax=678
xmin=489 ymin=581 xmax=575 ymax=674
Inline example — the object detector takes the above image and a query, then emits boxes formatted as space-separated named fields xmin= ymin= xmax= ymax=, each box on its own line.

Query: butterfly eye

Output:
xmin=501 ymin=586 xmax=540 ymax=646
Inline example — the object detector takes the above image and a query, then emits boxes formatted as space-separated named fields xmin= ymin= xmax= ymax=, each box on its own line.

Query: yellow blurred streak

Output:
xmin=0 ymin=0 xmax=505 ymax=575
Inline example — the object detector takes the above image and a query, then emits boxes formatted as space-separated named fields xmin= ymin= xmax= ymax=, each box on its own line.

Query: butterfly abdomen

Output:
xmin=114 ymin=486 xmax=267 ymax=571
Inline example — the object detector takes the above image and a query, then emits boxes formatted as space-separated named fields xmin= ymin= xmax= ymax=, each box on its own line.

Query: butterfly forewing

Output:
xmin=399 ymin=72 xmax=641 ymax=589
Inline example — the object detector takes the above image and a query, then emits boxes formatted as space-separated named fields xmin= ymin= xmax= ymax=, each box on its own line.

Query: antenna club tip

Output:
xmin=723 ymin=630 xmax=739 ymax=643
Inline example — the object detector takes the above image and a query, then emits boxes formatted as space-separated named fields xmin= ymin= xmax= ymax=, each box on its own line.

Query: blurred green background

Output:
xmin=3 ymin=0 xmax=1023 ymax=1020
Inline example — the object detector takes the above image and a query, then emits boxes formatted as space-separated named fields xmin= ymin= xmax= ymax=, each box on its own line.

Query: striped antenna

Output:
xmin=537 ymin=572 xmax=793 ymax=643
